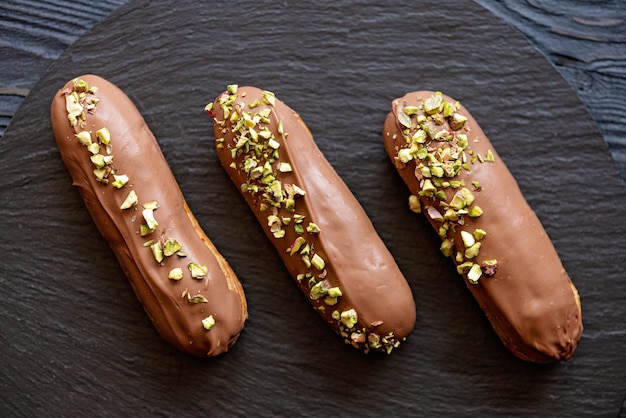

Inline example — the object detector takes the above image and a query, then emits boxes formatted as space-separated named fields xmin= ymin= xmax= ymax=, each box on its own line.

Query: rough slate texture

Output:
xmin=1 ymin=0 xmax=625 ymax=416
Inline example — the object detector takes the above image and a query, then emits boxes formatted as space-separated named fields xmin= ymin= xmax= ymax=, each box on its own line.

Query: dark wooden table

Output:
xmin=1 ymin=1 xmax=625 ymax=416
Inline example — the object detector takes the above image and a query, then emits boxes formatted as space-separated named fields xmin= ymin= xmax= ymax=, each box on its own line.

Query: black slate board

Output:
xmin=1 ymin=0 xmax=625 ymax=416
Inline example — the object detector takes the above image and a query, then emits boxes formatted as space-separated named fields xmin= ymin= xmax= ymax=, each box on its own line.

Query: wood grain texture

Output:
xmin=1 ymin=0 xmax=625 ymax=416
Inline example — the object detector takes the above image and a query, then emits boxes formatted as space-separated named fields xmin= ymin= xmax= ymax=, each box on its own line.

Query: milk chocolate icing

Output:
xmin=208 ymin=85 xmax=416 ymax=353
xmin=51 ymin=74 xmax=247 ymax=357
xmin=383 ymin=90 xmax=582 ymax=363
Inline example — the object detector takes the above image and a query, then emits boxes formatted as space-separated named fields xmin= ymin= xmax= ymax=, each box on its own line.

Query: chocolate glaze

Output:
xmin=209 ymin=86 xmax=416 ymax=353
xmin=383 ymin=91 xmax=582 ymax=363
xmin=51 ymin=75 xmax=247 ymax=357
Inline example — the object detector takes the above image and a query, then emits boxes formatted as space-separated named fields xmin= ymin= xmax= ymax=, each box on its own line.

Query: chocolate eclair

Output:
xmin=51 ymin=75 xmax=247 ymax=357
xmin=207 ymin=85 xmax=416 ymax=353
xmin=383 ymin=90 xmax=582 ymax=363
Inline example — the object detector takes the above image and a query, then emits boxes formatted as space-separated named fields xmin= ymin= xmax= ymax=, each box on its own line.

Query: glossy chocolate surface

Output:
xmin=383 ymin=91 xmax=582 ymax=363
xmin=50 ymin=74 xmax=247 ymax=357
xmin=210 ymin=86 xmax=416 ymax=353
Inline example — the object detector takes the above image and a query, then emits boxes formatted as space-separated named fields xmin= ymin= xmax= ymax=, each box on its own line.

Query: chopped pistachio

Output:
xmin=426 ymin=206 xmax=444 ymax=222
xmin=188 ymin=294 xmax=208 ymax=304
xmin=168 ymin=267 xmax=183 ymax=281
xmin=140 ymin=224 xmax=154 ymax=237
xmin=397 ymin=110 xmax=412 ymax=129
xmin=142 ymin=201 xmax=159 ymax=210
xmin=261 ymin=90 xmax=275 ymax=106
xmin=95 ymin=127 xmax=111 ymax=145
xmin=142 ymin=208 xmax=158 ymax=231
xmin=467 ymin=263 xmax=483 ymax=284
xmin=150 ymin=241 xmax=163 ymax=263
xmin=188 ymin=263 xmax=208 ymax=279
xmin=449 ymin=112 xmax=468 ymax=130
xmin=75 ymin=131 xmax=92 ymax=146
xmin=398 ymin=148 xmax=413 ymax=164
xmin=485 ymin=150 xmax=495 ymax=162
xmin=309 ymin=280 xmax=330 ymax=300
xmin=440 ymin=239 xmax=454 ymax=257
xmin=202 ymin=315 xmax=216 ymax=330
xmin=340 ymin=309 xmax=358 ymax=329
xmin=456 ymin=261 xmax=474 ymax=275
xmin=473 ymin=228 xmax=487 ymax=240
xmin=87 ymin=143 xmax=100 ymax=155
xmin=481 ymin=259 xmax=498 ymax=277
xmin=120 ymin=190 xmax=138 ymax=209
xmin=424 ymin=93 xmax=444 ymax=114
xmin=277 ymin=162 xmax=292 ymax=172
xmin=306 ymin=223 xmax=321 ymax=234
xmin=111 ymin=174 xmax=129 ymax=189
xmin=460 ymin=231 xmax=475 ymax=248
xmin=90 ymin=154 xmax=108 ymax=168
xmin=469 ymin=206 xmax=484 ymax=217
xmin=163 ymin=238 xmax=183 ymax=257
xmin=465 ymin=242 xmax=481 ymax=259
xmin=408 ymin=195 xmax=421 ymax=213
xmin=327 ymin=287 xmax=342 ymax=298
xmin=311 ymin=253 xmax=325 ymax=270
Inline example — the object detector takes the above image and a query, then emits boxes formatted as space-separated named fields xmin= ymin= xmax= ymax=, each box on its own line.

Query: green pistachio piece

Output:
xmin=309 ymin=280 xmax=330 ymax=300
xmin=142 ymin=208 xmax=158 ymax=231
xmin=424 ymin=93 xmax=444 ymax=115
xmin=412 ymin=129 xmax=427 ymax=144
xmin=150 ymin=242 xmax=163 ymax=263
xmin=261 ymin=90 xmax=275 ymax=106
xmin=278 ymin=162 xmax=292 ymax=172
xmin=469 ymin=206 xmax=484 ymax=217
xmin=306 ymin=223 xmax=321 ymax=234
xmin=93 ymin=167 xmax=109 ymax=182
xmin=467 ymin=263 xmax=483 ymax=284
xmin=440 ymin=239 xmax=454 ymax=257
xmin=403 ymin=105 xmax=419 ymax=115
xmin=327 ymin=287 xmax=342 ymax=298
xmin=302 ymin=255 xmax=311 ymax=268
xmin=481 ymin=259 xmax=498 ymax=277
xmin=449 ymin=193 xmax=466 ymax=210
xmin=90 ymin=154 xmax=107 ymax=168
xmin=426 ymin=206 xmax=444 ymax=222
xmin=288 ymin=236 xmax=307 ymax=255
xmin=456 ymin=261 xmax=474 ymax=275
xmin=408 ymin=195 xmax=421 ymax=213
xmin=188 ymin=294 xmax=208 ymax=304
xmin=340 ymin=309 xmax=358 ymax=329
xmin=140 ymin=224 xmax=154 ymax=237
xmin=87 ymin=142 xmax=100 ymax=155
xmin=142 ymin=200 xmax=159 ymax=210
xmin=460 ymin=188 xmax=475 ymax=206
xmin=311 ymin=253 xmax=325 ymax=270
xmin=168 ymin=267 xmax=183 ymax=281
xmin=473 ymin=228 xmax=487 ymax=240
xmin=449 ymin=112 xmax=468 ymax=130
xmin=202 ymin=315 xmax=216 ymax=330
xmin=188 ymin=263 xmax=208 ymax=279
xmin=460 ymin=231 xmax=475 ymax=248
xmin=443 ymin=101 xmax=455 ymax=117
xmin=396 ymin=110 xmax=412 ymax=129
xmin=120 ymin=190 xmax=138 ymax=209
xmin=324 ymin=297 xmax=338 ymax=306
xmin=95 ymin=127 xmax=111 ymax=145
xmin=273 ymin=229 xmax=286 ymax=239
xmin=421 ymin=179 xmax=437 ymax=195
xmin=163 ymin=238 xmax=183 ymax=257
xmin=111 ymin=174 xmax=129 ymax=189
xmin=465 ymin=242 xmax=481 ymax=259
xmin=75 ymin=131 xmax=92 ymax=146
xmin=398 ymin=148 xmax=413 ymax=163
xmin=485 ymin=150 xmax=495 ymax=162
xmin=227 ymin=84 xmax=238 ymax=94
